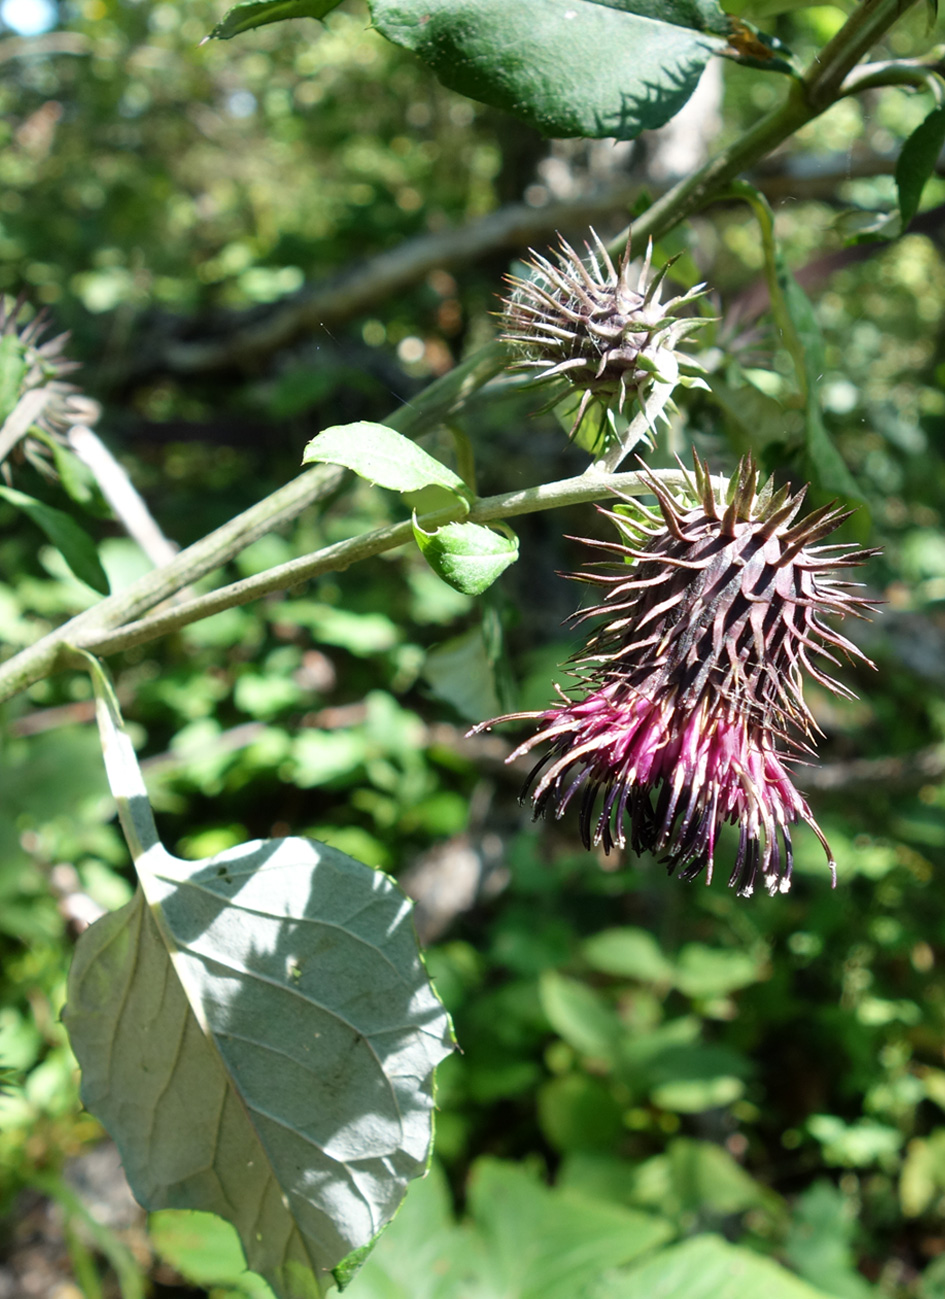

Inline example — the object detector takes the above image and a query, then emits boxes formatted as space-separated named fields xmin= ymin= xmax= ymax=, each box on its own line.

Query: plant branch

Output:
xmin=2 ymin=466 xmax=722 ymax=688
xmin=0 ymin=343 xmax=509 ymax=703
xmin=805 ymin=0 xmax=925 ymax=108
xmin=727 ymin=181 xmax=809 ymax=403
xmin=626 ymin=0 xmax=921 ymax=249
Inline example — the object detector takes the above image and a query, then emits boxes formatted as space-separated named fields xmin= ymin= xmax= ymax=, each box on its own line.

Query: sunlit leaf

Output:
xmin=466 ymin=1159 xmax=674 ymax=1299
xmin=302 ymin=422 xmax=471 ymax=502
xmin=674 ymin=943 xmax=764 ymax=998
xmin=366 ymin=0 xmax=730 ymax=141
xmin=150 ymin=1211 xmax=275 ymax=1298
xmin=582 ymin=928 xmax=675 ymax=985
xmin=63 ymin=653 xmax=453 ymax=1299
xmin=594 ymin=1233 xmax=841 ymax=1298
xmin=412 ymin=519 xmax=518 ymax=596
xmin=352 ymin=1159 xmax=673 ymax=1299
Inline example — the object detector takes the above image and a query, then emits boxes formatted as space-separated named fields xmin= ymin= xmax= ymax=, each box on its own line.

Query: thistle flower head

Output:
xmin=474 ymin=456 xmax=878 ymax=897
xmin=0 ymin=295 xmax=86 ymax=431
xmin=500 ymin=230 xmax=708 ymax=444
xmin=0 ymin=295 xmax=98 ymax=485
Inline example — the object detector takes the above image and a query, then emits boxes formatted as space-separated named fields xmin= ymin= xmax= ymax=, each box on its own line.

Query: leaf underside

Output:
xmin=65 ymin=837 xmax=453 ymax=1298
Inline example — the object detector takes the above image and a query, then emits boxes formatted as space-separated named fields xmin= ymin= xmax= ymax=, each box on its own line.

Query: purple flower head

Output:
xmin=499 ymin=231 xmax=708 ymax=442
xmin=474 ymin=456 xmax=878 ymax=897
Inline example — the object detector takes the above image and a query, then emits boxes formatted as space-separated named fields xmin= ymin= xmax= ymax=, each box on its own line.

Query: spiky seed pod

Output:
xmin=472 ymin=456 xmax=878 ymax=897
xmin=500 ymin=229 xmax=708 ymax=440
xmin=0 ymin=295 xmax=92 ymax=436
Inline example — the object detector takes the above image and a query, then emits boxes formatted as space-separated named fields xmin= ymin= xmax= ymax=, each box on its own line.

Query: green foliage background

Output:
xmin=3 ymin=0 xmax=945 ymax=1295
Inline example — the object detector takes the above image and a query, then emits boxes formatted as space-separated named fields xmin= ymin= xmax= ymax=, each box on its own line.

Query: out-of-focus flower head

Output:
xmin=473 ymin=455 xmax=878 ymax=896
xmin=0 ymin=294 xmax=98 ymax=482
xmin=499 ymin=230 xmax=708 ymax=450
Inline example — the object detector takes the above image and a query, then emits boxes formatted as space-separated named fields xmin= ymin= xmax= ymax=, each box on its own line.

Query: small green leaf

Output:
xmin=412 ymin=519 xmax=518 ymax=596
xmin=539 ymin=971 xmax=623 ymax=1063
xmin=538 ymin=1073 xmax=625 ymax=1152
xmin=674 ymin=943 xmax=765 ymax=998
xmin=896 ymin=105 xmax=945 ymax=232
xmin=31 ymin=430 xmax=112 ymax=517
xmin=303 ymin=422 xmax=471 ymax=502
xmin=206 ymin=0 xmax=343 ymax=41
xmin=0 ymin=485 xmax=109 ymax=593
xmin=366 ymin=0 xmax=729 ymax=141
xmin=833 ymin=208 xmax=899 ymax=246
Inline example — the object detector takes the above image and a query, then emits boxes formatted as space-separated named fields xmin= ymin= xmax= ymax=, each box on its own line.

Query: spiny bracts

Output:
xmin=473 ymin=455 xmax=878 ymax=897
xmin=499 ymin=230 xmax=707 ymax=443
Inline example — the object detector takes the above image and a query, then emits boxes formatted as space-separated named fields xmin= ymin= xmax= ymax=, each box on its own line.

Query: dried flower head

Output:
xmin=473 ymin=456 xmax=878 ymax=897
xmin=500 ymin=230 xmax=708 ymax=444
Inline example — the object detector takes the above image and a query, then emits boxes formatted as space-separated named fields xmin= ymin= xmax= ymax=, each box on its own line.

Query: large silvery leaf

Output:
xmin=366 ymin=0 xmax=730 ymax=140
xmin=62 ymin=652 xmax=453 ymax=1299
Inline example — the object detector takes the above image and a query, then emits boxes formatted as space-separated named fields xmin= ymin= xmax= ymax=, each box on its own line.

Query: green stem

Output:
xmin=725 ymin=181 xmax=808 ymax=404
xmin=0 ymin=342 xmax=508 ymax=703
xmin=804 ymin=0 xmax=923 ymax=108
xmin=9 ymin=466 xmax=723 ymax=685
xmin=841 ymin=59 xmax=945 ymax=102
xmin=627 ymin=0 xmax=920 ymax=248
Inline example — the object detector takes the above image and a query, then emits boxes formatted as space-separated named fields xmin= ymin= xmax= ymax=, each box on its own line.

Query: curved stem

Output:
xmin=841 ymin=59 xmax=945 ymax=102
xmin=725 ymin=181 xmax=808 ymax=404
xmin=804 ymin=0 xmax=923 ymax=108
